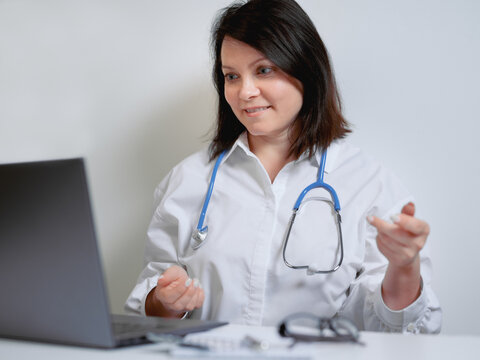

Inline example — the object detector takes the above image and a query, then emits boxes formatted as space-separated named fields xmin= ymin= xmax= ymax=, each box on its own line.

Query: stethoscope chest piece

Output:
xmin=191 ymin=228 xmax=208 ymax=250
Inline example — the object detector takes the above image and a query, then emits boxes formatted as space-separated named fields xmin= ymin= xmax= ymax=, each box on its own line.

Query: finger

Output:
xmin=196 ymin=288 xmax=205 ymax=309
xmin=186 ymin=279 xmax=205 ymax=310
xmin=157 ymin=265 xmax=188 ymax=288
xmin=169 ymin=280 xmax=198 ymax=312
xmin=368 ymin=216 xmax=422 ymax=253
xmin=367 ymin=215 xmax=397 ymax=234
xmin=376 ymin=231 xmax=414 ymax=261
xmin=184 ymin=290 xmax=199 ymax=312
xmin=391 ymin=213 xmax=430 ymax=236
xmin=157 ymin=275 xmax=192 ymax=305
xmin=368 ymin=213 xmax=425 ymax=240
xmin=401 ymin=202 xmax=415 ymax=217
xmin=376 ymin=233 xmax=401 ymax=253
xmin=377 ymin=234 xmax=421 ymax=266
xmin=376 ymin=236 xmax=400 ymax=261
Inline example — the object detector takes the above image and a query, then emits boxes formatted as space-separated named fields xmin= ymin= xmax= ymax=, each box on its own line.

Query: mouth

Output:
xmin=244 ymin=106 xmax=271 ymax=114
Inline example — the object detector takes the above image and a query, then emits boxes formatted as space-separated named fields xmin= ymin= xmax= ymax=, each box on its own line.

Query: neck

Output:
xmin=247 ymin=133 xmax=297 ymax=183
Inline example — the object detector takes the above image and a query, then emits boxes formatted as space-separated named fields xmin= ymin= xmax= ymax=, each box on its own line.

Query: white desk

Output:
xmin=1 ymin=324 xmax=479 ymax=360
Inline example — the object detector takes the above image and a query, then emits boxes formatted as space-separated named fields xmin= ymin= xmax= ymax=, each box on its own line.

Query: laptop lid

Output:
xmin=0 ymin=158 xmax=117 ymax=348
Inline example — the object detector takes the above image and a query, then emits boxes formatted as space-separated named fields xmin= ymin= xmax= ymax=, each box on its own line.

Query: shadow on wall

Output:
xmin=139 ymin=88 xmax=216 ymax=188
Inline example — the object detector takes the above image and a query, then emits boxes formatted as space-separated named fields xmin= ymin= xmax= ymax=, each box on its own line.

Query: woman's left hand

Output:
xmin=368 ymin=202 xmax=429 ymax=268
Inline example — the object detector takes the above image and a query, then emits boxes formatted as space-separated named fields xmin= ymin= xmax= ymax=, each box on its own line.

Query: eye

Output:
xmin=258 ymin=67 xmax=273 ymax=75
xmin=224 ymin=73 xmax=238 ymax=81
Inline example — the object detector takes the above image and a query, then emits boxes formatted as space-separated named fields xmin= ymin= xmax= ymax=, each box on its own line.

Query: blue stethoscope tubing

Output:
xmin=190 ymin=150 xmax=228 ymax=250
xmin=293 ymin=151 xmax=340 ymax=211
xmin=191 ymin=149 xmax=344 ymax=274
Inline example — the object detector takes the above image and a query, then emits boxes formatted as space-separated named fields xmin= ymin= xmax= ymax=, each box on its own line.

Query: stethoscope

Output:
xmin=191 ymin=149 xmax=344 ymax=275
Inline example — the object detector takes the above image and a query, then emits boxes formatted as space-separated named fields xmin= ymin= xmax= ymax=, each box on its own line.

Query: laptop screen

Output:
xmin=0 ymin=158 xmax=116 ymax=347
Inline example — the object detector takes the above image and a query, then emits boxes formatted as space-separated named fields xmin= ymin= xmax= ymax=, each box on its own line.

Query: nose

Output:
xmin=239 ymin=77 xmax=260 ymax=100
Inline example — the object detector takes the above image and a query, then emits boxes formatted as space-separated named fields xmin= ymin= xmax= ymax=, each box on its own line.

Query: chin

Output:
xmin=245 ymin=128 xmax=270 ymax=137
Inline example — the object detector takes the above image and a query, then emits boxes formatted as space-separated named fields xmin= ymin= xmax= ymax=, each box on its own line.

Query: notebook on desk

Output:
xmin=0 ymin=158 xmax=226 ymax=348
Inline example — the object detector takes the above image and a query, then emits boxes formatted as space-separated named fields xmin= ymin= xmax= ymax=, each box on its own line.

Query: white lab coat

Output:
xmin=125 ymin=134 xmax=442 ymax=333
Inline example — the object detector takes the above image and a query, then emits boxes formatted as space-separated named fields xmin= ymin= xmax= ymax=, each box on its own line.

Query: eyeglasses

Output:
xmin=278 ymin=312 xmax=362 ymax=344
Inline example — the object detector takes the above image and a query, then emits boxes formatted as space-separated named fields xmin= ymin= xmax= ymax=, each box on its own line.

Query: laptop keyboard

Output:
xmin=113 ymin=321 xmax=149 ymax=335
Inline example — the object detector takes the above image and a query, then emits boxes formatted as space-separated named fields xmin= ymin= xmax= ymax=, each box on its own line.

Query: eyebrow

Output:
xmin=221 ymin=57 xmax=271 ymax=71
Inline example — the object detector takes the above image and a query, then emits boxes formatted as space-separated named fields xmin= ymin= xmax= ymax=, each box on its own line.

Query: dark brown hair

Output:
xmin=209 ymin=0 xmax=350 ymax=160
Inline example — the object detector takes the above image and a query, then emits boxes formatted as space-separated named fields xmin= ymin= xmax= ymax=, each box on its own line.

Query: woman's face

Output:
xmin=221 ymin=36 xmax=303 ymax=141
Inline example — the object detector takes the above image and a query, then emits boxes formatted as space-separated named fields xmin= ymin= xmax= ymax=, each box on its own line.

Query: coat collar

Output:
xmin=221 ymin=132 xmax=341 ymax=174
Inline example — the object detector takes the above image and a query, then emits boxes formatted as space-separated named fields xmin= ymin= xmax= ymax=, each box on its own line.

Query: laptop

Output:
xmin=0 ymin=158 xmax=226 ymax=348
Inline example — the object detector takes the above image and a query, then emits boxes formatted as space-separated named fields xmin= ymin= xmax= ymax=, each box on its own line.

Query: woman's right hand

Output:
xmin=145 ymin=265 xmax=205 ymax=318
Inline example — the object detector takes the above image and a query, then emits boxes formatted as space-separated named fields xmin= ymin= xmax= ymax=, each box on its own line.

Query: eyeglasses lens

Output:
xmin=281 ymin=314 xmax=359 ymax=343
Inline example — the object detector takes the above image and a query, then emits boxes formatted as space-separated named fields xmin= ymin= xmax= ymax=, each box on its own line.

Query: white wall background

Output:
xmin=1 ymin=0 xmax=479 ymax=335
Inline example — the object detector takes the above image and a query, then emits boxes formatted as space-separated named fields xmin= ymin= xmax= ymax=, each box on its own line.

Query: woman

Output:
xmin=126 ymin=0 xmax=441 ymax=333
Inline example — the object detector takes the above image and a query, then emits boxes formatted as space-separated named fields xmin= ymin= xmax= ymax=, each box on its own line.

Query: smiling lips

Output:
xmin=244 ymin=106 xmax=271 ymax=116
